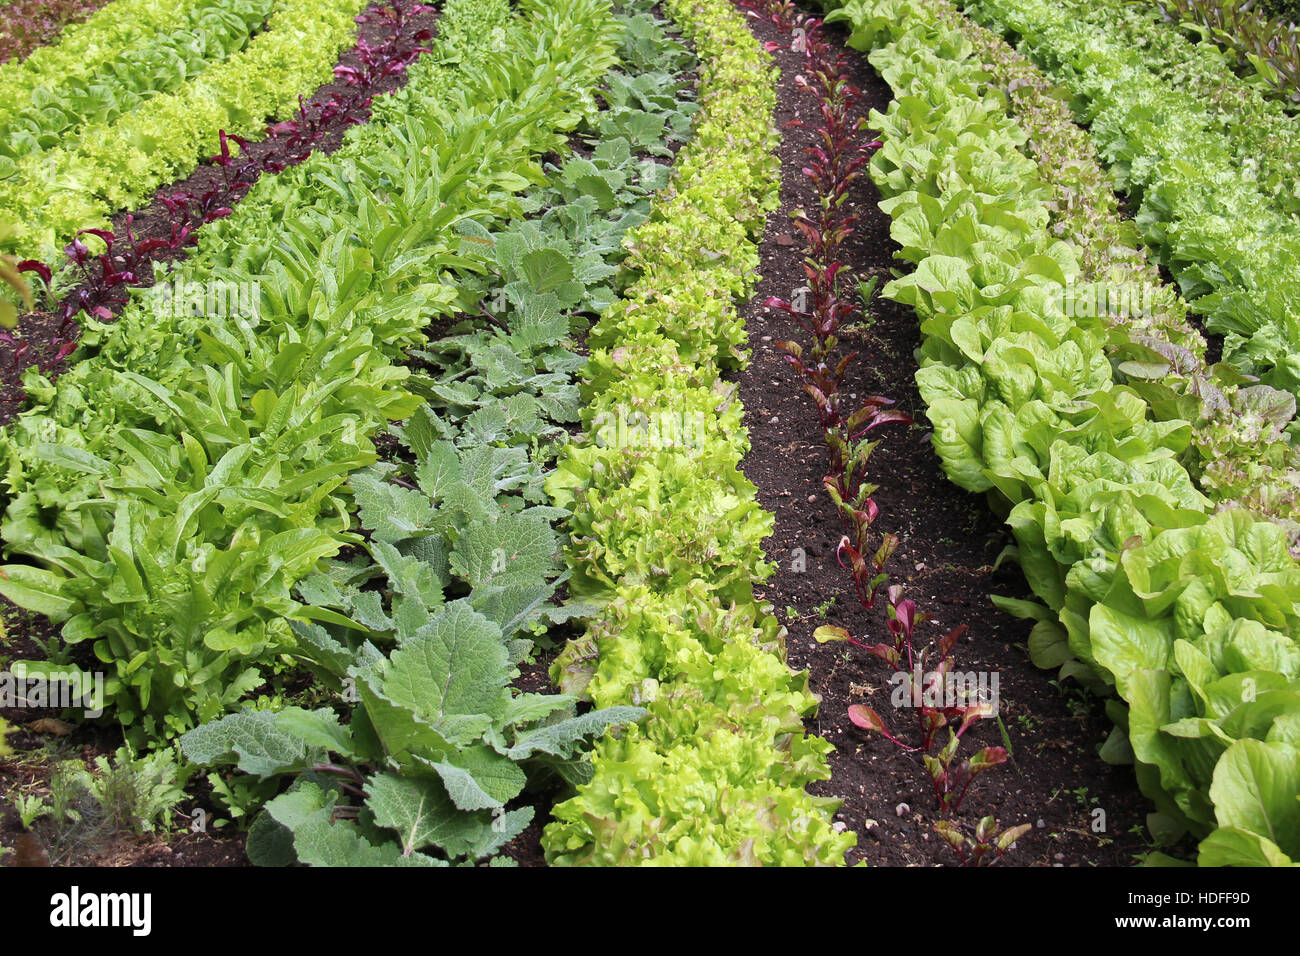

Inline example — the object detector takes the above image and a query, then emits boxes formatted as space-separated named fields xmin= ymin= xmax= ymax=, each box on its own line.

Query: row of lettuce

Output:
xmin=0 ymin=0 xmax=371 ymax=263
xmin=824 ymin=0 xmax=1300 ymax=866
xmin=538 ymin=0 xmax=854 ymax=866
xmin=0 ymin=0 xmax=275 ymax=164
xmin=0 ymin=0 xmax=201 ymax=104
xmin=947 ymin=0 xmax=1300 ymax=501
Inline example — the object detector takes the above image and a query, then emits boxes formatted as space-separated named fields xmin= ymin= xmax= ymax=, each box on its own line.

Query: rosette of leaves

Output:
xmin=182 ymin=603 xmax=642 ymax=866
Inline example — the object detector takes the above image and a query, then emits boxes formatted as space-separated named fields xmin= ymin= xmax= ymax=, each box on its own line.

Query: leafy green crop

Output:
xmin=183 ymin=600 xmax=642 ymax=865
xmin=958 ymin=0 xmax=1300 ymax=414
xmin=831 ymin=0 xmax=1300 ymax=865
xmin=1147 ymin=0 xmax=1300 ymax=108
xmin=540 ymin=0 xmax=855 ymax=867
xmin=178 ymin=20 xmax=699 ymax=859
xmin=0 ymin=0 xmax=623 ymax=744
xmin=0 ymin=0 xmax=215 ymax=112
xmin=0 ymin=0 xmax=273 ymax=164
xmin=0 ymin=0 xmax=371 ymax=263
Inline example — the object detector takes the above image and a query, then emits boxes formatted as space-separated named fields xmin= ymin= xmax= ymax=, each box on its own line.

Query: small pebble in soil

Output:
xmin=807 ymin=495 xmax=817 ymax=503
xmin=895 ymin=803 xmax=910 ymax=817
xmin=770 ymin=417 xmax=778 ymax=425
xmin=1037 ymin=818 xmax=1046 ymax=828
xmin=761 ymin=335 xmax=772 ymax=342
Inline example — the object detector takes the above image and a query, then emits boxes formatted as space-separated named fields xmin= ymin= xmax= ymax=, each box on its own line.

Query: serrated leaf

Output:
xmin=470 ymin=582 xmax=557 ymax=638
xmin=351 ymin=474 xmax=435 ymax=542
xmin=364 ymin=772 xmax=491 ymax=860
xmin=180 ymin=710 xmax=311 ymax=778
xmin=421 ymin=746 xmax=526 ymax=810
xmin=379 ymin=602 xmax=511 ymax=737
xmin=274 ymin=707 xmax=354 ymax=759
xmin=414 ymin=440 xmax=462 ymax=501
xmin=449 ymin=513 xmax=559 ymax=589
xmin=501 ymin=692 xmax=575 ymax=727
xmin=520 ymin=248 xmax=574 ymax=294
xmin=372 ymin=539 xmax=444 ymax=610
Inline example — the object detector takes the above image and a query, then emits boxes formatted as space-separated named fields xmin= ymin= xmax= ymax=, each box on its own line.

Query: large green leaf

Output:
xmin=379 ymin=603 xmax=512 ymax=736
xmin=179 ymin=709 xmax=314 ymax=777
xmin=1208 ymin=739 xmax=1300 ymax=858
xmin=449 ymin=513 xmax=560 ymax=589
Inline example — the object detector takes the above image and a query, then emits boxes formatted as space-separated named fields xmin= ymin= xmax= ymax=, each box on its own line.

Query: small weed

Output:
xmin=17 ymin=746 xmax=192 ymax=864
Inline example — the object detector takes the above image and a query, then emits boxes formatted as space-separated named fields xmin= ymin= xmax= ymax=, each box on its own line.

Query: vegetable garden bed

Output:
xmin=0 ymin=0 xmax=1296 ymax=873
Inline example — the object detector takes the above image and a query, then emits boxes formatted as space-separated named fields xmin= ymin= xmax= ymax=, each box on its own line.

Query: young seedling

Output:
xmin=933 ymin=815 xmax=1032 ymax=867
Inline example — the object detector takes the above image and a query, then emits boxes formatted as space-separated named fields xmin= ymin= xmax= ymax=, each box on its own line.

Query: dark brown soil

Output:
xmin=0 ymin=0 xmax=441 ymax=428
xmin=733 ymin=8 xmax=1162 ymax=867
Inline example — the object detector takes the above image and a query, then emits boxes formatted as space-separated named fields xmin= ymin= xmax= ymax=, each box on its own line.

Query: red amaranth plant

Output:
xmin=747 ymin=0 xmax=906 ymax=455
xmin=934 ymin=816 xmax=1032 ymax=867
xmin=817 ymin=587 xmax=1009 ymax=817
xmin=817 ymin=586 xmax=983 ymax=751
xmin=745 ymin=0 xmax=1026 ymax=861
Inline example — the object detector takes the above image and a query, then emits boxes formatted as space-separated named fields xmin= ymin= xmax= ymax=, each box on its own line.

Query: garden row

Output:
xmin=0 ymin=0 xmax=439 ymax=390
xmin=823 ymin=0 xmax=1300 ymax=866
xmin=540 ymin=0 xmax=855 ymax=865
xmin=1 ymin=0 xmax=274 ymax=165
xmin=1050 ymin=0 xmax=1300 ymax=201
